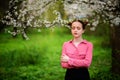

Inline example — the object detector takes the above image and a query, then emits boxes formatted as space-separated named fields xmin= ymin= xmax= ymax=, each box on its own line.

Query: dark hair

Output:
xmin=68 ymin=19 xmax=88 ymax=30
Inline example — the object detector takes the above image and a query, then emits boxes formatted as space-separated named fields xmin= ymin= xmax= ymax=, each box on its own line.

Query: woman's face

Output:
xmin=71 ymin=21 xmax=85 ymax=38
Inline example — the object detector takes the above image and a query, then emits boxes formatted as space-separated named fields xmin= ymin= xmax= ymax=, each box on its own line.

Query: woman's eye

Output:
xmin=77 ymin=27 xmax=81 ymax=30
xmin=71 ymin=27 xmax=75 ymax=30
xmin=71 ymin=27 xmax=81 ymax=30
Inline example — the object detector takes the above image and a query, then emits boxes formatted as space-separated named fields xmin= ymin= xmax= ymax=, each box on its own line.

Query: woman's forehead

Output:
xmin=72 ymin=21 xmax=82 ymax=26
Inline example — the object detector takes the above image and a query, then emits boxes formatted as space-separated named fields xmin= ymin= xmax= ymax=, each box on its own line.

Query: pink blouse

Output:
xmin=61 ymin=40 xmax=93 ymax=69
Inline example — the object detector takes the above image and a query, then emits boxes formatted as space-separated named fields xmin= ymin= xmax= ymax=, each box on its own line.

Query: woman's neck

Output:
xmin=73 ymin=37 xmax=83 ymax=47
xmin=73 ymin=37 xmax=83 ymax=43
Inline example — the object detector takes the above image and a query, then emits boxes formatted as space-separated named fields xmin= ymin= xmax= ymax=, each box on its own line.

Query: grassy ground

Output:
xmin=0 ymin=27 xmax=112 ymax=80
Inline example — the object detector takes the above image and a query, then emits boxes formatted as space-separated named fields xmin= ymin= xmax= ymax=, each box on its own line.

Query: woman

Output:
xmin=61 ymin=19 xmax=93 ymax=80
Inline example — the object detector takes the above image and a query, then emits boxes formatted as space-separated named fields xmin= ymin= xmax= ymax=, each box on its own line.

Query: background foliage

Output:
xmin=0 ymin=27 xmax=119 ymax=80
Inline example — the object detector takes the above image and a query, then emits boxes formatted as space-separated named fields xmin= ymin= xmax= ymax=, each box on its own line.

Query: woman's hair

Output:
xmin=68 ymin=19 xmax=88 ymax=30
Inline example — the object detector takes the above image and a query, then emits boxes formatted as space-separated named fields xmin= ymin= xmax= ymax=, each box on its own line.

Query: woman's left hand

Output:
xmin=61 ymin=55 xmax=69 ymax=62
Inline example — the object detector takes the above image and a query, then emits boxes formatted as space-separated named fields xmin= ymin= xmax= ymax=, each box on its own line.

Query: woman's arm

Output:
xmin=68 ymin=42 xmax=93 ymax=68
xmin=61 ymin=42 xmax=73 ymax=69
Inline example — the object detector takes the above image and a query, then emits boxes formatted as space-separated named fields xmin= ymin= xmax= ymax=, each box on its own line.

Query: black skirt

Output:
xmin=65 ymin=68 xmax=90 ymax=80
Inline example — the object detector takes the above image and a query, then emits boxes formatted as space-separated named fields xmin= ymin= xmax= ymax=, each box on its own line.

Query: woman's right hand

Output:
xmin=61 ymin=55 xmax=69 ymax=62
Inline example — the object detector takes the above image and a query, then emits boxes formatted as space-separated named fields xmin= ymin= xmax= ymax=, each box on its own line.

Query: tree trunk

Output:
xmin=12 ymin=27 xmax=17 ymax=38
xmin=111 ymin=25 xmax=120 ymax=75
xmin=0 ymin=0 xmax=10 ymax=32
xmin=21 ymin=28 xmax=29 ymax=40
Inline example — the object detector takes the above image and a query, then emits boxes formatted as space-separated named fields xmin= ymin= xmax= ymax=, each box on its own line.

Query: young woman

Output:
xmin=61 ymin=19 xmax=93 ymax=80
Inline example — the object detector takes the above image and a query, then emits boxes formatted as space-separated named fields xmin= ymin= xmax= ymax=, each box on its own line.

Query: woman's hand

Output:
xmin=61 ymin=55 xmax=69 ymax=62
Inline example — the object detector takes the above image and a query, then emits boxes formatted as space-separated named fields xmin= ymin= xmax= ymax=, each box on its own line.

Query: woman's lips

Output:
xmin=74 ymin=33 xmax=77 ymax=34
xmin=74 ymin=33 xmax=78 ymax=35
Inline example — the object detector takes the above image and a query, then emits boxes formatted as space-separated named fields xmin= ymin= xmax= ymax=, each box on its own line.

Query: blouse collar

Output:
xmin=69 ymin=39 xmax=88 ymax=44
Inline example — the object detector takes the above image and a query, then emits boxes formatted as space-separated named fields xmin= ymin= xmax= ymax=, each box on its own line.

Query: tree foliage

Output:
xmin=1 ymin=0 xmax=120 ymax=39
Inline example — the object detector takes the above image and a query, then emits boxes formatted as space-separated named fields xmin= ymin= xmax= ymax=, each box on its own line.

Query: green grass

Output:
xmin=0 ymin=27 xmax=113 ymax=80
